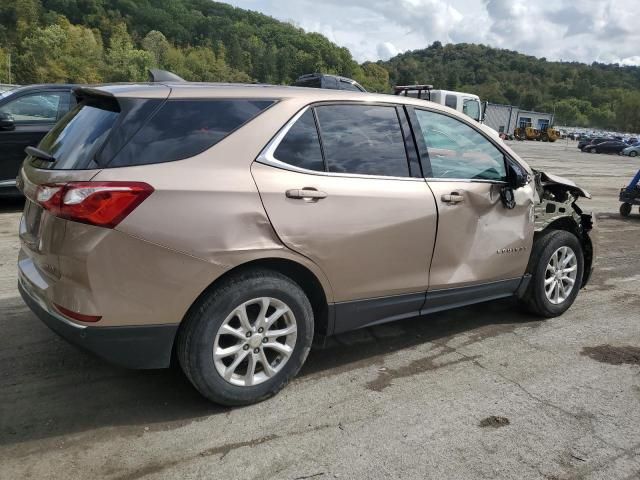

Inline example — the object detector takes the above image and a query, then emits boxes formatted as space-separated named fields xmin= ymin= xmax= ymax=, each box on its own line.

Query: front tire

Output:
xmin=620 ymin=202 xmax=632 ymax=217
xmin=630 ymin=151 xmax=638 ymax=157
xmin=520 ymin=230 xmax=584 ymax=318
xmin=177 ymin=269 xmax=314 ymax=406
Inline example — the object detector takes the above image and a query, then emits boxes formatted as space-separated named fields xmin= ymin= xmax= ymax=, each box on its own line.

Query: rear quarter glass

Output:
xmin=107 ymin=99 xmax=276 ymax=168
xmin=31 ymin=97 xmax=275 ymax=170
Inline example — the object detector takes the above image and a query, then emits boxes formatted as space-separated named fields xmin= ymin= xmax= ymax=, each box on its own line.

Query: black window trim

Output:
xmin=406 ymin=105 xmax=521 ymax=185
xmin=259 ymin=101 xmax=422 ymax=182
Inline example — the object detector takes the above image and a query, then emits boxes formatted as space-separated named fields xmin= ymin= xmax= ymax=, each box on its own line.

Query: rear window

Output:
xmin=35 ymin=99 xmax=119 ymax=169
xmin=445 ymin=95 xmax=458 ymax=109
xmin=33 ymin=97 xmax=274 ymax=170
xmin=294 ymin=77 xmax=322 ymax=88
xmin=109 ymin=99 xmax=274 ymax=167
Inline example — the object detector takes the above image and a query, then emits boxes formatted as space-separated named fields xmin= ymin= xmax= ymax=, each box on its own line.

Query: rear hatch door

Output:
xmin=19 ymin=86 xmax=170 ymax=279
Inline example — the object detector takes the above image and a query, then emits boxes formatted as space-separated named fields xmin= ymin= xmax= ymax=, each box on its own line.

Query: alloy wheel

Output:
xmin=544 ymin=246 xmax=578 ymax=305
xmin=213 ymin=297 xmax=297 ymax=387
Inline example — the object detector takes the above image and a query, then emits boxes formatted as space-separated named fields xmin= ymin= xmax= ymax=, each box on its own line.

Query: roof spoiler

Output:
xmin=148 ymin=69 xmax=186 ymax=82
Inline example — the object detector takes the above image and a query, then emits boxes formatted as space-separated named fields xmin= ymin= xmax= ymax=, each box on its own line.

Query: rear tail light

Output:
xmin=36 ymin=181 xmax=153 ymax=228
xmin=54 ymin=303 xmax=102 ymax=323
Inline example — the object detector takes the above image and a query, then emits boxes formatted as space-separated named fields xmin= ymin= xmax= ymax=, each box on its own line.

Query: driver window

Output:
xmin=0 ymin=92 xmax=64 ymax=123
xmin=414 ymin=109 xmax=506 ymax=181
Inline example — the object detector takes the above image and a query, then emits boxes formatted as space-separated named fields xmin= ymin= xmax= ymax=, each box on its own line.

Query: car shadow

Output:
xmin=0 ymin=297 xmax=541 ymax=445
xmin=0 ymin=195 xmax=25 ymax=213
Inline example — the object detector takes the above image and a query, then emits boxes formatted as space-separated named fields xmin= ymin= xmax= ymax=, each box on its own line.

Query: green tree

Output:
xmin=15 ymin=19 xmax=103 ymax=83
xmin=142 ymin=30 xmax=170 ymax=67
xmin=353 ymin=62 xmax=390 ymax=92
xmin=104 ymin=23 xmax=152 ymax=82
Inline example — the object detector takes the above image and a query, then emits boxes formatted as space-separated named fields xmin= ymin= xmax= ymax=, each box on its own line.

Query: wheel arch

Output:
xmin=539 ymin=217 xmax=594 ymax=287
xmin=178 ymin=257 xmax=332 ymax=344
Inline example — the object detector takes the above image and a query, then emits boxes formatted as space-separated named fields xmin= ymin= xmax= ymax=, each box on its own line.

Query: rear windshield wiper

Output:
xmin=25 ymin=146 xmax=56 ymax=163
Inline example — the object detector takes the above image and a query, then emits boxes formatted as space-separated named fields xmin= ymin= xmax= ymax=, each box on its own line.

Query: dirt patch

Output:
xmin=581 ymin=345 xmax=640 ymax=366
xmin=479 ymin=416 xmax=510 ymax=428
xmin=366 ymin=346 xmax=480 ymax=392
xmin=112 ymin=434 xmax=279 ymax=480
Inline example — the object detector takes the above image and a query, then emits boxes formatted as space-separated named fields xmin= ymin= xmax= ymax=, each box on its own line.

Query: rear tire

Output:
xmin=620 ymin=202 xmax=632 ymax=217
xmin=519 ymin=230 xmax=584 ymax=318
xmin=177 ymin=269 xmax=314 ymax=406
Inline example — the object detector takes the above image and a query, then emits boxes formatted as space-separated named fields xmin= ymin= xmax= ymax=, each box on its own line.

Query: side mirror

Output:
xmin=481 ymin=101 xmax=488 ymax=122
xmin=0 ymin=112 xmax=15 ymax=131
xmin=507 ymin=160 xmax=530 ymax=189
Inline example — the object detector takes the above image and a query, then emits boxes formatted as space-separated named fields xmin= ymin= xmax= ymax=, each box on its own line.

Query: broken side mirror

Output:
xmin=0 ymin=112 xmax=15 ymax=131
xmin=507 ymin=159 xmax=530 ymax=189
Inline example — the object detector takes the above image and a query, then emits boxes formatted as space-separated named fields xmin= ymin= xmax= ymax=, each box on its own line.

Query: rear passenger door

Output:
xmin=410 ymin=107 xmax=535 ymax=291
xmin=251 ymin=103 xmax=438 ymax=331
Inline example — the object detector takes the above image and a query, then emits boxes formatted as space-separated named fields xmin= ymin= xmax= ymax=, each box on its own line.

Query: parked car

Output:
xmin=583 ymin=140 xmax=628 ymax=154
xmin=578 ymin=137 xmax=609 ymax=150
xmin=0 ymin=84 xmax=77 ymax=195
xmin=622 ymin=145 xmax=640 ymax=157
xmin=17 ymin=84 xmax=597 ymax=406
xmin=294 ymin=73 xmax=366 ymax=92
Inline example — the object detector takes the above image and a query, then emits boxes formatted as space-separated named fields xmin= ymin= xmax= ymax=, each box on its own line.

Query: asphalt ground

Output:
xmin=1 ymin=140 xmax=639 ymax=480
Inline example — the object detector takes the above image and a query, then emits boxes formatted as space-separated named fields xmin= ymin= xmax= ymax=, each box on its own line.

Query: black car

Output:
xmin=0 ymin=84 xmax=77 ymax=195
xmin=584 ymin=140 xmax=628 ymax=154
xmin=578 ymin=137 xmax=610 ymax=150
xmin=293 ymin=73 xmax=367 ymax=92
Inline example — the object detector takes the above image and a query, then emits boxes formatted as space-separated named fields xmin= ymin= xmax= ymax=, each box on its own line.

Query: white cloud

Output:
xmin=376 ymin=42 xmax=399 ymax=60
xmin=222 ymin=0 xmax=640 ymax=65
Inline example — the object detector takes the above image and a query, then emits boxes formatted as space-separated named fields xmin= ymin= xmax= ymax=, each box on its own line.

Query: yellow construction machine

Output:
xmin=514 ymin=124 xmax=560 ymax=142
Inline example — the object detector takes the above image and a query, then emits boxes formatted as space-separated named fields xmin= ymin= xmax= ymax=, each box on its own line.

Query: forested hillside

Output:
xmin=0 ymin=0 xmax=380 ymax=86
xmin=380 ymin=42 xmax=640 ymax=131
xmin=1 ymin=0 xmax=639 ymax=131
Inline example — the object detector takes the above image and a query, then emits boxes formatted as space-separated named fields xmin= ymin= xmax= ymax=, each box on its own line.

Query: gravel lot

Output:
xmin=1 ymin=140 xmax=639 ymax=480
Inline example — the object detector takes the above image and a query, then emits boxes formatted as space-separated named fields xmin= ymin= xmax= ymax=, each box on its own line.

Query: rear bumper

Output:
xmin=0 ymin=179 xmax=20 ymax=196
xmin=19 ymin=274 xmax=178 ymax=369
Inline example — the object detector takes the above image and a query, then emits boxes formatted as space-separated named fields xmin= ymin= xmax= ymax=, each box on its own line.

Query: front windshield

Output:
xmin=463 ymin=99 xmax=481 ymax=121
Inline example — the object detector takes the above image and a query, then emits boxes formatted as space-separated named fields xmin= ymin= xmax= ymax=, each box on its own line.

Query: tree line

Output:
xmin=381 ymin=42 xmax=640 ymax=132
xmin=1 ymin=0 xmax=639 ymax=132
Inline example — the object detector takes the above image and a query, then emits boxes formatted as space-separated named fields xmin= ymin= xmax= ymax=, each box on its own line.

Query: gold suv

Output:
xmin=17 ymin=83 xmax=597 ymax=405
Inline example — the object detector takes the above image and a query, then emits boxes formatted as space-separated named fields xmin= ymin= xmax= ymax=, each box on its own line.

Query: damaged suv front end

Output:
xmin=532 ymin=170 xmax=597 ymax=286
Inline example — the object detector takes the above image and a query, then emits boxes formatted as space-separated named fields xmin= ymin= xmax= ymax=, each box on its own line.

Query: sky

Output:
xmin=222 ymin=0 xmax=640 ymax=66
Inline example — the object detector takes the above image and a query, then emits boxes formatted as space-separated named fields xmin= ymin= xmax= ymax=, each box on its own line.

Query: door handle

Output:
xmin=286 ymin=188 xmax=328 ymax=200
xmin=441 ymin=192 xmax=464 ymax=204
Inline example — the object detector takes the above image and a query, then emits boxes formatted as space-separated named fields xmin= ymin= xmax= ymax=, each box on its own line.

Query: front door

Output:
xmin=410 ymin=107 xmax=535 ymax=290
xmin=0 ymin=91 xmax=68 ymax=184
xmin=252 ymin=103 xmax=438 ymax=330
